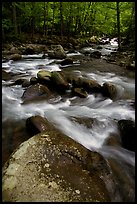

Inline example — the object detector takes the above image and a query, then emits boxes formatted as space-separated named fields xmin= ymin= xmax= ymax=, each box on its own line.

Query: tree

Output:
xmin=116 ymin=2 xmax=121 ymax=49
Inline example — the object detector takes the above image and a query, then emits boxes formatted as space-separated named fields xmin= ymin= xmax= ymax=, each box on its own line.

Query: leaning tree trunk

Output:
xmin=116 ymin=2 xmax=121 ymax=49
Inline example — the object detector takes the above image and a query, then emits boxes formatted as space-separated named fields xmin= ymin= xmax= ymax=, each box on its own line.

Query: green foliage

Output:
xmin=2 ymin=2 xmax=135 ymax=41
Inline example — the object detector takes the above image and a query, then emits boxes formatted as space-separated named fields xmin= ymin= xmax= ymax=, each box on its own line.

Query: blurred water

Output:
xmin=2 ymin=41 xmax=135 ymax=201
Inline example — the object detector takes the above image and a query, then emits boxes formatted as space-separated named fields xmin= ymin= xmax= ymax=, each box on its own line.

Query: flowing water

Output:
xmin=2 ymin=41 xmax=135 ymax=201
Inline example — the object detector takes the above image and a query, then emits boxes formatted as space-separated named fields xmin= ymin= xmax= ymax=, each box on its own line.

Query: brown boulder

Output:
xmin=48 ymin=45 xmax=66 ymax=59
xmin=102 ymin=82 xmax=117 ymax=100
xmin=72 ymin=88 xmax=88 ymax=98
xmin=21 ymin=83 xmax=51 ymax=103
xmin=51 ymin=71 xmax=70 ymax=93
xmin=72 ymin=77 xmax=101 ymax=93
xmin=26 ymin=115 xmax=57 ymax=136
xmin=2 ymin=130 xmax=115 ymax=202
xmin=8 ymin=54 xmax=22 ymax=61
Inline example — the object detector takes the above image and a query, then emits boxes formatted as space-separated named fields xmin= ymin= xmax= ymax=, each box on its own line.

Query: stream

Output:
xmin=2 ymin=40 xmax=135 ymax=201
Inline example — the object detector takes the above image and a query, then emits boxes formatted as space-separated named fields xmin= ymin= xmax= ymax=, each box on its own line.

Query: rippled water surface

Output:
xmin=2 ymin=43 xmax=135 ymax=201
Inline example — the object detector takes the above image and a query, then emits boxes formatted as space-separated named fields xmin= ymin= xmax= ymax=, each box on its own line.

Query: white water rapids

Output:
xmin=2 ymin=44 xmax=135 ymax=201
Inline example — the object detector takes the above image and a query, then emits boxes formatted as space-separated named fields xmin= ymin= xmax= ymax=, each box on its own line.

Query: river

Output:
xmin=2 ymin=40 xmax=135 ymax=201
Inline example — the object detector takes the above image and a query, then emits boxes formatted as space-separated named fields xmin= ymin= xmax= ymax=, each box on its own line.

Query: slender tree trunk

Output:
xmin=31 ymin=2 xmax=35 ymax=39
xmin=43 ymin=2 xmax=46 ymax=36
xmin=60 ymin=2 xmax=64 ymax=39
xmin=46 ymin=2 xmax=48 ymax=37
xmin=51 ymin=2 xmax=55 ymax=35
xmin=12 ymin=2 xmax=18 ymax=36
xmin=116 ymin=2 xmax=121 ymax=49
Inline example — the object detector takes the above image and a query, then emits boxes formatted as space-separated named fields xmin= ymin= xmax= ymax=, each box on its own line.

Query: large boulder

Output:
xmin=48 ymin=45 xmax=66 ymax=59
xmin=2 ymin=130 xmax=116 ymax=202
xmin=72 ymin=77 xmax=102 ymax=93
xmin=21 ymin=83 xmax=51 ymax=103
xmin=51 ymin=71 xmax=70 ymax=93
xmin=118 ymin=119 xmax=135 ymax=151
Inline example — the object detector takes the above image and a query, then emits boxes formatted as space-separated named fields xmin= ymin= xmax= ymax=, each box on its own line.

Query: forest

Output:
xmin=2 ymin=1 xmax=135 ymax=46
xmin=2 ymin=2 xmax=135 ymax=202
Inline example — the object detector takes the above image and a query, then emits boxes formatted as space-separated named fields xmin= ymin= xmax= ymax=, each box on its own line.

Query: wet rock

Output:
xmin=8 ymin=54 xmax=22 ymax=61
xmin=102 ymin=82 xmax=117 ymax=100
xmin=37 ymin=70 xmax=52 ymax=87
xmin=72 ymin=77 xmax=102 ymax=93
xmin=2 ymin=130 xmax=115 ymax=202
xmin=126 ymin=62 xmax=135 ymax=71
xmin=118 ymin=119 xmax=135 ymax=151
xmin=108 ymin=158 xmax=135 ymax=202
xmin=14 ymin=78 xmax=26 ymax=85
xmin=22 ymin=79 xmax=31 ymax=87
xmin=21 ymin=83 xmax=51 ymax=103
xmin=2 ymin=70 xmax=12 ymax=81
xmin=37 ymin=70 xmax=52 ymax=80
xmin=51 ymin=71 xmax=70 ymax=93
xmin=26 ymin=115 xmax=56 ymax=136
xmin=72 ymin=88 xmax=88 ymax=98
xmin=60 ymin=58 xmax=73 ymax=66
xmin=72 ymin=117 xmax=94 ymax=128
xmin=30 ymin=77 xmax=38 ymax=85
xmin=90 ymin=51 xmax=101 ymax=59
xmin=48 ymin=45 xmax=66 ymax=59
xmin=104 ymin=133 xmax=121 ymax=147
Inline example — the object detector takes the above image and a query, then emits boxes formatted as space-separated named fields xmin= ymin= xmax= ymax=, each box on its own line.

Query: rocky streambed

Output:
xmin=2 ymin=40 xmax=135 ymax=202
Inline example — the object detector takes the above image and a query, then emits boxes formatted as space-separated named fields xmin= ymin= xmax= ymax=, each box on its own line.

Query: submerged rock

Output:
xmin=2 ymin=130 xmax=115 ymax=202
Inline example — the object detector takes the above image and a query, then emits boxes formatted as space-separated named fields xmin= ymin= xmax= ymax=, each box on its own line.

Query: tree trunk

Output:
xmin=12 ymin=2 xmax=18 ymax=36
xmin=51 ymin=2 xmax=55 ymax=35
xmin=60 ymin=2 xmax=64 ymax=39
xmin=46 ymin=2 xmax=48 ymax=37
xmin=31 ymin=2 xmax=35 ymax=39
xmin=43 ymin=2 xmax=46 ymax=36
xmin=116 ymin=2 xmax=121 ymax=49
